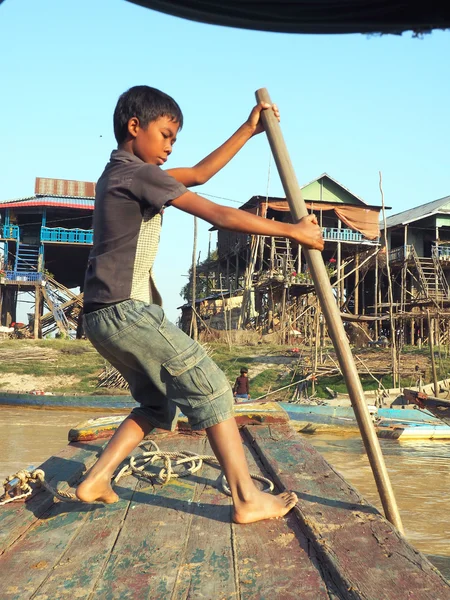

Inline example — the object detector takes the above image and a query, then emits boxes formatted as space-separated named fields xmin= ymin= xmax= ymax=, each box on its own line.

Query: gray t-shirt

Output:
xmin=83 ymin=149 xmax=187 ymax=309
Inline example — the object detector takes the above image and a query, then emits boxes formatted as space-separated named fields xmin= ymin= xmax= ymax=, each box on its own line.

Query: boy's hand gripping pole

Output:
xmin=255 ymin=87 xmax=403 ymax=533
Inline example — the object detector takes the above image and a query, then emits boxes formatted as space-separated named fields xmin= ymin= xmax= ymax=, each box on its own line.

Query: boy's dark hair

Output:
xmin=113 ymin=85 xmax=184 ymax=144
xmin=240 ymin=367 xmax=248 ymax=374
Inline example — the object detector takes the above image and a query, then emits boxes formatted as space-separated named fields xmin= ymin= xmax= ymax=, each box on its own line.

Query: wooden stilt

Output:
xmin=374 ymin=251 xmax=379 ymax=339
xmin=337 ymin=227 xmax=342 ymax=306
xmin=34 ymin=284 xmax=41 ymax=339
xmin=281 ymin=285 xmax=287 ymax=343
xmin=2 ymin=287 xmax=17 ymax=326
xmin=267 ymin=287 xmax=274 ymax=332
xmin=427 ymin=310 xmax=439 ymax=396
xmin=354 ymin=251 xmax=359 ymax=315
xmin=362 ymin=269 xmax=365 ymax=315
xmin=380 ymin=173 xmax=398 ymax=388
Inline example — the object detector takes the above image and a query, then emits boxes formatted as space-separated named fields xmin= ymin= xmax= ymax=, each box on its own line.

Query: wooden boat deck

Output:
xmin=1 ymin=415 xmax=450 ymax=599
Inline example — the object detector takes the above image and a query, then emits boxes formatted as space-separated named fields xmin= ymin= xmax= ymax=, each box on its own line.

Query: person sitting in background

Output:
xmin=233 ymin=367 xmax=250 ymax=401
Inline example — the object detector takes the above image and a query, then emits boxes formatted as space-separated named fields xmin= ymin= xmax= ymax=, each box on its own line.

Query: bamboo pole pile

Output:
xmin=97 ymin=364 xmax=129 ymax=390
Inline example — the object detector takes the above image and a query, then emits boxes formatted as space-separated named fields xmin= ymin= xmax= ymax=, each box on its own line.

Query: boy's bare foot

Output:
xmin=233 ymin=490 xmax=298 ymax=524
xmin=76 ymin=474 xmax=119 ymax=504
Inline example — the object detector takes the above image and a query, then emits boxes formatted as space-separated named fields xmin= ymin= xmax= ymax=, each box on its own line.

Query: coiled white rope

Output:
xmin=1 ymin=439 xmax=274 ymax=505
xmin=114 ymin=439 xmax=274 ymax=496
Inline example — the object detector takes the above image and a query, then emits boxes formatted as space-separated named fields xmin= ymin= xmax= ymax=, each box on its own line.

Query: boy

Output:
xmin=76 ymin=86 xmax=324 ymax=524
xmin=233 ymin=367 xmax=250 ymax=401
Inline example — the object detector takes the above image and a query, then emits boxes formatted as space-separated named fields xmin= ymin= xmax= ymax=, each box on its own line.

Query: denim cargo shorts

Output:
xmin=83 ymin=300 xmax=234 ymax=431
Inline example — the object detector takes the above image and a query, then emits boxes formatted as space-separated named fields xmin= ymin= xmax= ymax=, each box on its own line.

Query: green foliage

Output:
xmin=250 ymin=368 xmax=286 ymax=397
xmin=180 ymin=250 xmax=219 ymax=302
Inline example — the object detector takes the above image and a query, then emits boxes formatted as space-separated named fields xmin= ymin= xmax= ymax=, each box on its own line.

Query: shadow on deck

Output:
xmin=0 ymin=417 xmax=449 ymax=599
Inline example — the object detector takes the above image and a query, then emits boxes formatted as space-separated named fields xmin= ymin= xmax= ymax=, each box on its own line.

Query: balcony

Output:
xmin=1 ymin=271 xmax=43 ymax=284
xmin=321 ymin=227 xmax=366 ymax=242
xmin=432 ymin=245 xmax=450 ymax=260
xmin=41 ymin=227 xmax=93 ymax=244
xmin=0 ymin=225 xmax=19 ymax=241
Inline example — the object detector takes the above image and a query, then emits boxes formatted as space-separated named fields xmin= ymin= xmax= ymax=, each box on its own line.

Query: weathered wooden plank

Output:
xmin=0 ymin=439 xmax=107 ymax=554
xmin=170 ymin=439 xmax=236 ymax=600
xmin=244 ymin=423 xmax=450 ymax=600
xmin=30 ymin=471 xmax=139 ymax=599
xmin=235 ymin=434 xmax=331 ymax=600
xmin=0 ymin=502 xmax=92 ymax=598
xmin=0 ymin=439 xmax=124 ymax=599
xmin=91 ymin=432 xmax=207 ymax=599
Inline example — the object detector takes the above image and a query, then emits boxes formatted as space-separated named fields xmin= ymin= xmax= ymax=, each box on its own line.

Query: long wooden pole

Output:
xmin=380 ymin=172 xmax=398 ymax=388
xmin=256 ymin=87 xmax=403 ymax=532
xmin=190 ymin=216 xmax=198 ymax=341
xmin=427 ymin=310 xmax=439 ymax=396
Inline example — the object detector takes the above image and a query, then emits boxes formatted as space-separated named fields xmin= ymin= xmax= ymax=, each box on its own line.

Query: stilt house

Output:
xmin=0 ymin=178 xmax=94 ymax=337
xmin=383 ymin=195 xmax=450 ymax=345
xmin=180 ymin=174 xmax=384 ymax=337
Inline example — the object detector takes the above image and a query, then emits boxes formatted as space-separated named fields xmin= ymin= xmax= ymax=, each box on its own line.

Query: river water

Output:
xmin=0 ymin=407 xmax=449 ymax=580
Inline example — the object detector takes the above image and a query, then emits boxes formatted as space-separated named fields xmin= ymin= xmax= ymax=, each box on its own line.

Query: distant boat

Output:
xmin=403 ymin=388 xmax=450 ymax=427
xmin=376 ymin=421 xmax=450 ymax=440
xmin=278 ymin=402 xmax=450 ymax=439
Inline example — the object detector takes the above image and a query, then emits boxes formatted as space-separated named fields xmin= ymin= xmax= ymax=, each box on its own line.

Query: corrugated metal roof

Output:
xmin=384 ymin=195 xmax=450 ymax=229
xmin=0 ymin=196 xmax=36 ymax=205
xmin=35 ymin=178 xmax=96 ymax=198
xmin=0 ymin=196 xmax=94 ymax=210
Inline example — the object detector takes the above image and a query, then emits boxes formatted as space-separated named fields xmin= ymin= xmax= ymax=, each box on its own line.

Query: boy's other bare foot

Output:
xmin=233 ymin=490 xmax=298 ymax=524
xmin=76 ymin=474 xmax=119 ymax=504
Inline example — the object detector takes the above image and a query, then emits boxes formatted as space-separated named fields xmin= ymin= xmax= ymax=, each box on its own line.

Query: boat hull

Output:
xmin=1 ymin=420 xmax=449 ymax=598
xmin=404 ymin=388 xmax=450 ymax=427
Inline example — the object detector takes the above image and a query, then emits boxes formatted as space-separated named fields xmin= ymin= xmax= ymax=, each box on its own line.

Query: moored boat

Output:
xmin=404 ymin=388 xmax=450 ymax=427
xmin=376 ymin=421 xmax=450 ymax=440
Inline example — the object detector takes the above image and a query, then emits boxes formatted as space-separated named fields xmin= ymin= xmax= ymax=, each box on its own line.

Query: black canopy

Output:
xmin=126 ymin=0 xmax=449 ymax=35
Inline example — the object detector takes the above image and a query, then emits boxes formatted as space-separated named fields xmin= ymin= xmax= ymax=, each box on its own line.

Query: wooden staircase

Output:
xmin=272 ymin=237 xmax=295 ymax=277
xmin=409 ymin=246 xmax=450 ymax=303
xmin=40 ymin=277 xmax=83 ymax=336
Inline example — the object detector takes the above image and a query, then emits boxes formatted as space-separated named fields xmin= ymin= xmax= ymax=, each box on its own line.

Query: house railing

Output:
xmin=41 ymin=227 xmax=93 ymax=244
xmin=432 ymin=245 xmax=450 ymax=259
xmin=389 ymin=245 xmax=412 ymax=263
xmin=321 ymin=227 xmax=364 ymax=242
xmin=0 ymin=225 xmax=19 ymax=240
xmin=3 ymin=271 xmax=43 ymax=283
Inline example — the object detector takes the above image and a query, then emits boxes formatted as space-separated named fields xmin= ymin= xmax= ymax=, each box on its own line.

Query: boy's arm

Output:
xmin=169 ymin=191 xmax=325 ymax=250
xmin=166 ymin=103 xmax=278 ymax=187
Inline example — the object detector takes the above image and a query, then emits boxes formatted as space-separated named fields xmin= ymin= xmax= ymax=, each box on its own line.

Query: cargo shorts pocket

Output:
xmin=162 ymin=343 xmax=216 ymax=404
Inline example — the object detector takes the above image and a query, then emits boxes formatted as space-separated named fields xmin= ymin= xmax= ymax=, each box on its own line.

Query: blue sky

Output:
xmin=1 ymin=0 xmax=449 ymax=322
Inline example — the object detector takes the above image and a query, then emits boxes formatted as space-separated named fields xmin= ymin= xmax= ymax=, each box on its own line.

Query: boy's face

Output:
xmin=130 ymin=116 xmax=180 ymax=166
